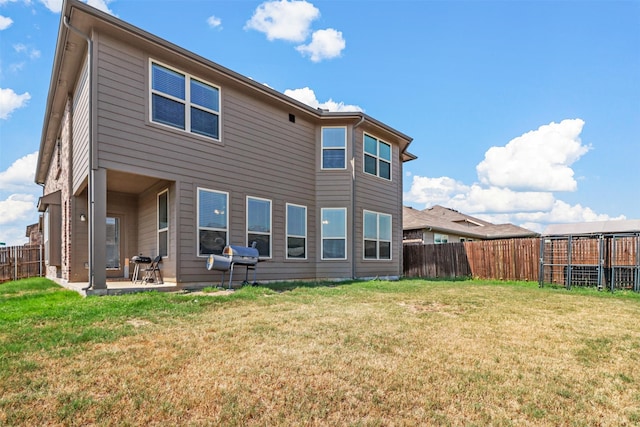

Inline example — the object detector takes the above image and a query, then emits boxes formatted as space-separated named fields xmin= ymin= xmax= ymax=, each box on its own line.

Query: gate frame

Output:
xmin=539 ymin=233 xmax=639 ymax=292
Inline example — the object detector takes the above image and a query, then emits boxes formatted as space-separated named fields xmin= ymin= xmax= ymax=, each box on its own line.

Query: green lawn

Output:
xmin=1 ymin=278 xmax=639 ymax=426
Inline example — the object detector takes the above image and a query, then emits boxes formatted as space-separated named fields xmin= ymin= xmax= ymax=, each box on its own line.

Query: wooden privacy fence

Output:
xmin=403 ymin=242 xmax=472 ymax=279
xmin=0 ymin=245 xmax=44 ymax=283
xmin=464 ymin=238 xmax=541 ymax=281
xmin=403 ymin=238 xmax=541 ymax=281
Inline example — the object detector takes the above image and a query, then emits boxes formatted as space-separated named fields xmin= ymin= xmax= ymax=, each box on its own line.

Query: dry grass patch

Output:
xmin=1 ymin=279 xmax=639 ymax=425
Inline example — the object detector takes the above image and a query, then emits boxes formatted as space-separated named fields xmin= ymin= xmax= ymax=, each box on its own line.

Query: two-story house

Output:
xmin=36 ymin=0 xmax=415 ymax=293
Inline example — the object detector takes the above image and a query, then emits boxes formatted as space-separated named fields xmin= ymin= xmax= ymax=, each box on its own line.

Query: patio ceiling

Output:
xmin=107 ymin=170 xmax=163 ymax=194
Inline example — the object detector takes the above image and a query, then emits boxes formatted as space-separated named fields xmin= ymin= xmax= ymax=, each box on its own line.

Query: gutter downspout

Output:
xmin=351 ymin=115 xmax=365 ymax=279
xmin=63 ymin=15 xmax=94 ymax=291
xmin=37 ymin=182 xmax=45 ymax=278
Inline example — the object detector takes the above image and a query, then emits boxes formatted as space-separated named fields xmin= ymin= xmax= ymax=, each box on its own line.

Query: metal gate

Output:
xmin=539 ymin=234 xmax=639 ymax=291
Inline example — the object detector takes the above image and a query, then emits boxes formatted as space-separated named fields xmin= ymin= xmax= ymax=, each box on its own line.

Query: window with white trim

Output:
xmin=286 ymin=203 xmax=307 ymax=259
xmin=321 ymin=208 xmax=347 ymax=260
xmin=363 ymin=210 xmax=392 ymax=260
xmin=197 ymin=188 xmax=228 ymax=256
xmin=434 ymin=233 xmax=449 ymax=244
xmin=150 ymin=61 xmax=220 ymax=140
xmin=322 ymin=127 xmax=346 ymax=169
xmin=158 ymin=190 xmax=168 ymax=257
xmin=247 ymin=197 xmax=272 ymax=258
xmin=364 ymin=133 xmax=391 ymax=180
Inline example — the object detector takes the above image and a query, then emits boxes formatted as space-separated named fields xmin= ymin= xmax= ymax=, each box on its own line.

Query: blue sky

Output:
xmin=1 ymin=0 xmax=639 ymax=246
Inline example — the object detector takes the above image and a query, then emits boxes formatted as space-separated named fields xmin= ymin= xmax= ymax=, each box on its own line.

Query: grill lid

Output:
xmin=223 ymin=244 xmax=259 ymax=265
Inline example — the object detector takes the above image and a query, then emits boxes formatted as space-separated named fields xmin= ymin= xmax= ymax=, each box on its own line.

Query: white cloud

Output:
xmin=403 ymin=175 xmax=470 ymax=206
xmin=8 ymin=62 xmax=25 ymax=73
xmin=0 ymin=152 xmax=38 ymax=192
xmin=0 ymin=193 xmax=38 ymax=246
xmin=86 ymin=0 xmax=116 ymax=15
xmin=13 ymin=43 xmax=40 ymax=59
xmin=296 ymin=28 xmax=345 ymax=62
xmin=473 ymin=201 xmax=626 ymax=233
xmin=245 ymin=0 xmax=319 ymax=42
xmin=539 ymin=200 xmax=625 ymax=224
xmin=284 ymin=87 xmax=362 ymax=112
xmin=0 ymin=153 xmax=41 ymax=246
xmin=38 ymin=0 xmax=116 ymax=15
xmin=403 ymin=119 xmax=621 ymax=232
xmin=0 ymin=193 xmax=36 ymax=226
xmin=207 ymin=15 xmax=222 ymax=29
xmin=0 ymin=226 xmax=30 ymax=246
xmin=39 ymin=0 xmax=63 ymax=12
xmin=445 ymin=185 xmax=555 ymax=214
xmin=0 ymin=87 xmax=31 ymax=119
xmin=0 ymin=15 xmax=13 ymax=30
xmin=477 ymin=119 xmax=590 ymax=192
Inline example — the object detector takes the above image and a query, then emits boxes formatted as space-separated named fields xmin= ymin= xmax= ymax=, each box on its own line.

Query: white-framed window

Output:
xmin=286 ymin=203 xmax=307 ymax=259
xmin=247 ymin=197 xmax=272 ymax=258
xmin=197 ymin=188 xmax=228 ymax=256
xmin=321 ymin=127 xmax=347 ymax=169
xmin=150 ymin=60 xmax=220 ymax=140
xmin=157 ymin=189 xmax=168 ymax=258
xmin=321 ymin=208 xmax=347 ymax=260
xmin=363 ymin=210 xmax=392 ymax=260
xmin=364 ymin=133 xmax=391 ymax=180
xmin=434 ymin=233 xmax=449 ymax=244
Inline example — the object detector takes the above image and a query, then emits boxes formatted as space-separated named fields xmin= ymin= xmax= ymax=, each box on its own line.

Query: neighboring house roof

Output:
xmin=35 ymin=0 xmax=416 ymax=185
xmin=403 ymin=205 xmax=538 ymax=240
xmin=543 ymin=220 xmax=640 ymax=236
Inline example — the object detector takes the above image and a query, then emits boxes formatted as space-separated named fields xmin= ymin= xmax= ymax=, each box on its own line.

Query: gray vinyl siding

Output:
xmin=40 ymin=1 xmax=413 ymax=288
xmin=314 ymin=124 xmax=354 ymax=279
xmin=93 ymin=35 xmax=323 ymax=283
xmin=353 ymin=127 xmax=403 ymax=278
xmin=84 ymin=32 xmax=408 ymax=285
xmin=72 ymin=60 xmax=90 ymax=194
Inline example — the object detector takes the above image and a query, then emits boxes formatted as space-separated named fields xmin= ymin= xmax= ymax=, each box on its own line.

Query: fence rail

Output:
xmin=0 ymin=245 xmax=44 ymax=283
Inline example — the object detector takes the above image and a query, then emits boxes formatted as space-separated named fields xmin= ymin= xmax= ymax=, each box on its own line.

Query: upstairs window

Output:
xmin=322 ymin=127 xmax=346 ymax=169
xmin=364 ymin=134 xmax=391 ymax=180
xmin=151 ymin=61 xmax=220 ymax=140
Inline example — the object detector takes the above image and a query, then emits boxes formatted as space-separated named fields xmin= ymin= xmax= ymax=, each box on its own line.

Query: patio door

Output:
xmin=106 ymin=217 xmax=120 ymax=270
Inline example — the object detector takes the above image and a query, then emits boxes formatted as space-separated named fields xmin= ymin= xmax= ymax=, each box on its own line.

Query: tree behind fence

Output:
xmin=404 ymin=238 xmax=541 ymax=281
xmin=0 ymin=245 xmax=44 ymax=283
